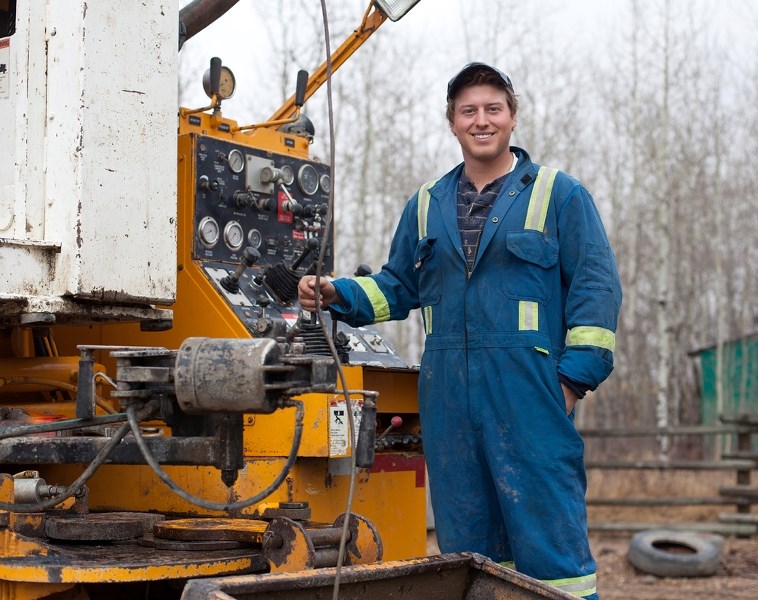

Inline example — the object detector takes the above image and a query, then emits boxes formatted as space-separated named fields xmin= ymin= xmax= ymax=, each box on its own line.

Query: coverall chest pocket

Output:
xmin=503 ymin=230 xmax=559 ymax=302
xmin=415 ymin=237 xmax=441 ymax=306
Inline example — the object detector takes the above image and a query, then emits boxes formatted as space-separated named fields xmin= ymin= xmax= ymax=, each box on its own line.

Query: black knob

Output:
xmin=257 ymin=197 xmax=276 ymax=212
xmin=354 ymin=263 xmax=373 ymax=277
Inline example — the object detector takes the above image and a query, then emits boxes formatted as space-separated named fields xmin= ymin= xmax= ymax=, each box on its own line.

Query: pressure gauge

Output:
xmin=198 ymin=216 xmax=220 ymax=248
xmin=228 ymin=149 xmax=244 ymax=174
xmin=224 ymin=221 xmax=244 ymax=251
xmin=319 ymin=173 xmax=331 ymax=194
xmin=248 ymin=228 xmax=262 ymax=249
xmin=297 ymin=164 xmax=319 ymax=196
xmin=203 ymin=66 xmax=236 ymax=100
xmin=281 ymin=164 xmax=295 ymax=186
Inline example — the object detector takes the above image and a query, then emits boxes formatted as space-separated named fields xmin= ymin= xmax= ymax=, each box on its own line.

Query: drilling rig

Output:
xmin=0 ymin=1 xmax=426 ymax=597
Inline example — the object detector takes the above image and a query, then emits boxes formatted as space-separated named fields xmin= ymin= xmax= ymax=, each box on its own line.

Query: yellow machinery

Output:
xmin=0 ymin=1 xmax=426 ymax=598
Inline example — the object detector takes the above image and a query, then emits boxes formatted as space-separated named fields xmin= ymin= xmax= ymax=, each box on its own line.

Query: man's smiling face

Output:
xmin=450 ymin=84 xmax=517 ymax=167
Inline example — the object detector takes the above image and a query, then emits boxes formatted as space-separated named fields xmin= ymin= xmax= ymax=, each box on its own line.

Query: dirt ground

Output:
xmin=426 ymin=532 xmax=758 ymax=598
xmin=591 ymin=532 xmax=758 ymax=599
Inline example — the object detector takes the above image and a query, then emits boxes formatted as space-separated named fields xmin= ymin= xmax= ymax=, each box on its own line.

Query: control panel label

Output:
xmin=329 ymin=398 xmax=363 ymax=457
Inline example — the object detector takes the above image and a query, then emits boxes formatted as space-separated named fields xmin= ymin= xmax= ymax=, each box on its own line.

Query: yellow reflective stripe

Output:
xmin=423 ymin=305 xmax=433 ymax=335
xmin=524 ymin=166 xmax=558 ymax=231
xmin=355 ymin=276 xmax=390 ymax=323
xmin=568 ymin=326 xmax=616 ymax=351
xmin=542 ymin=573 xmax=597 ymax=597
xmin=416 ymin=179 xmax=438 ymax=240
xmin=518 ymin=300 xmax=539 ymax=331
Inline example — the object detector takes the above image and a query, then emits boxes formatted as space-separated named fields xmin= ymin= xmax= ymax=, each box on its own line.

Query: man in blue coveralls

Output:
xmin=298 ymin=63 xmax=622 ymax=599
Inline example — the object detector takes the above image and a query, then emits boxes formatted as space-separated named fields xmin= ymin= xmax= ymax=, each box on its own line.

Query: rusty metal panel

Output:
xmin=180 ymin=553 xmax=576 ymax=600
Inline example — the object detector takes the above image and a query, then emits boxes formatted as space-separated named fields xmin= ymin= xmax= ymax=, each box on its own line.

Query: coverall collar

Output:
xmin=428 ymin=147 xmax=539 ymax=271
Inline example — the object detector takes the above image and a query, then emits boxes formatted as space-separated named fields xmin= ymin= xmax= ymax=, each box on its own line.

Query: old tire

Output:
xmin=628 ymin=529 xmax=723 ymax=577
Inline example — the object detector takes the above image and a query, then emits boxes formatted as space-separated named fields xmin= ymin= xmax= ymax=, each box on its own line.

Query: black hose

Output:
xmin=126 ymin=400 xmax=304 ymax=512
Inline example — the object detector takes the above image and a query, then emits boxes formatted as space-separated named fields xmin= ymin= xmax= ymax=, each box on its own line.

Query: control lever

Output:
xmin=292 ymin=238 xmax=320 ymax=271
xmin=295 ymin=69 xmax=308 ymax=108
xmin=279 ymin=183 xmax=302 ymax=216
xmin=377 ymin=416 xmax=403 ymax=441
xmin=262 ymin=238 xmax=320 ymax=303
xmin=220 ymin=247 xmax=261 ymax=294
xmin=209 ymin=57 xmax=222 ymax=99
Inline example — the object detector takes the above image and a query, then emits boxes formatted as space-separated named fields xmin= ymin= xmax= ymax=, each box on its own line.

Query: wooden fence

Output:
xmin=580 ymin=414 xmax=758 ymax=536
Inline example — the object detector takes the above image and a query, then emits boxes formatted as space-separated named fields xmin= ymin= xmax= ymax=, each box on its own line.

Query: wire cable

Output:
xmin=314 ymin=1 xmax=362 ymax=597
xmin=125 ymin=399 xmax=305 ymax=512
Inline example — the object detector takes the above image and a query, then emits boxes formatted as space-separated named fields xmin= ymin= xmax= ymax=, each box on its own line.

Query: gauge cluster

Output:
xmin=186 ymin=135 xmax=406 ymax=367
xmin=192 ymin=136 xmax=333 ymax=273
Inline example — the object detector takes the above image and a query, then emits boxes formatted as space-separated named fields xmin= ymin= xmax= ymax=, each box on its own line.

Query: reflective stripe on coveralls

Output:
xmin=417 ymin=179 xmax=438 ymax=334
xmin=544 ymin=573 xmax=597 ymax=598
xmin=567 ymin=325 xmax=616 ymax=351
xmin=354 ymin=277 xmax=391 ymax=322
xmin=500 ymin=564 xmax=597 ymax=597
xmin=524 ymin=166 xmax=558 ymax=231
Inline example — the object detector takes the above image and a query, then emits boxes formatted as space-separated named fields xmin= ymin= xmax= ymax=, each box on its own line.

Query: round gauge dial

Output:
xmin=224 ymin=221 xmax=244 ymax=251
xmin=297 ymin=164 xmax=319 ymax=196
xmin=198 ymin=216 xmax=220 ymax=248
xmin=248 ymin=228 xmax=262 ymax=249
xmin=228 ymin=149 xmax=244 ymax=174
xmin=281 ymin=164 xmax=295 ymax=186
xmin=203 ymin=66 xmax=236 ymax=100
xmin=319 ymin=173 xmax=331 ymax=194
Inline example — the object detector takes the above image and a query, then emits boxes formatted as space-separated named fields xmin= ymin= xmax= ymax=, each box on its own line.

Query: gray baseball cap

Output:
xmin=446 ymin=62 xmax=514 ymax=101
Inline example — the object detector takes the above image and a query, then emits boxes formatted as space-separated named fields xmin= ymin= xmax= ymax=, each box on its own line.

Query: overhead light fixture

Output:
xmin=373 ymin=0 xmax=422 ymax=21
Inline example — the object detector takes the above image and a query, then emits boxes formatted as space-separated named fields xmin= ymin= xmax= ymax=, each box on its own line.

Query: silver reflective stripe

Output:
xmin=518 ymin=300 xmax=539 ymax=331
xmin=524 ymin=166 xmax=558 ymax=232
xmin=423 ymin=305 xmax=432 ymax=335
xmin=417 ymin=179 xmax=438 ymax=240
xmin=542 ymin=573 xmax=597 ymax=597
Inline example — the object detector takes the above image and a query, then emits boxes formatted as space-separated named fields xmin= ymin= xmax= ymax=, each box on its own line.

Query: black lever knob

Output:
xmin=354 ymin=263 xmax=373 ymax=277
xmin=220 ymin=247 xmax=260 ymax=293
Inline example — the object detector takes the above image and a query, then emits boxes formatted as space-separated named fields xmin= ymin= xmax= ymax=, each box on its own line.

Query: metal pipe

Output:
xmin=179 ymin=0 xmax=240 ymax=46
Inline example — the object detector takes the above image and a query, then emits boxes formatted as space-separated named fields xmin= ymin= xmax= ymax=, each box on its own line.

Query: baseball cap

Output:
xmin=446 ymin=62 xmax=514 ymax=102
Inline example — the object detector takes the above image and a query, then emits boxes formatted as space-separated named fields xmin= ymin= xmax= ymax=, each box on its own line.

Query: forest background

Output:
xmin=178 ymin=0 xmax=758 ymax=459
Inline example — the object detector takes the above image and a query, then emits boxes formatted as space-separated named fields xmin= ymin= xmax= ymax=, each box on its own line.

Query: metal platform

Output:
xmin=180 ymin=552 xmax=575 ymax=600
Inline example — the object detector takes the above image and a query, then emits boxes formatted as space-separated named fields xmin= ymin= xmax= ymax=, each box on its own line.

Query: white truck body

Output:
xmin=0 ymin=0 xmax=178 ymax=322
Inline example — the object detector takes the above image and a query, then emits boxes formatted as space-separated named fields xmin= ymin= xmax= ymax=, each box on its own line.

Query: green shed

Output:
xmin=694 ymin=331 xmax=758 ymax=452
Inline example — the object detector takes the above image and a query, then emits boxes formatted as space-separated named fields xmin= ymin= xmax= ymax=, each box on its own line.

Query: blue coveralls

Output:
xmin=329 ymin=148 xmax=622 ymax=599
